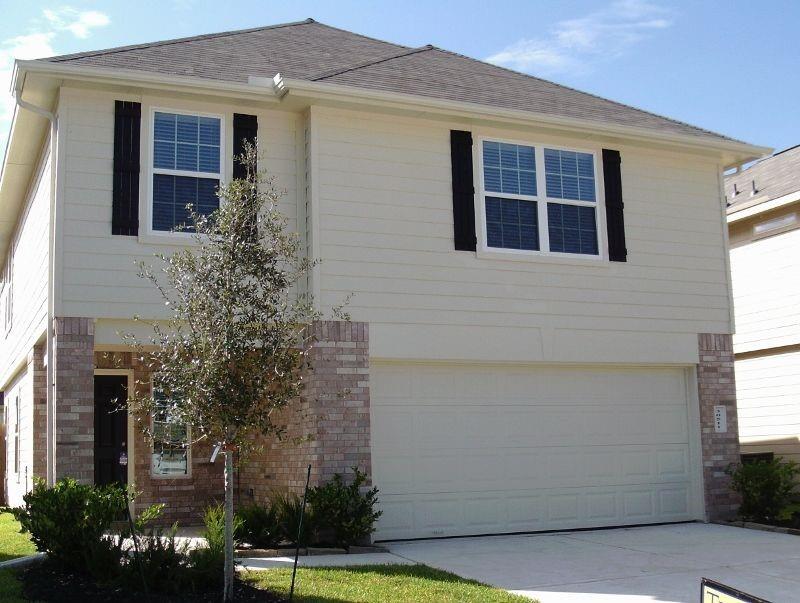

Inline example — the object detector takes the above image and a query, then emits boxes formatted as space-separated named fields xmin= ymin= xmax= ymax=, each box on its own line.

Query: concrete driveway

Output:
xmin=386 ymin=523 xmax=800 ymax=602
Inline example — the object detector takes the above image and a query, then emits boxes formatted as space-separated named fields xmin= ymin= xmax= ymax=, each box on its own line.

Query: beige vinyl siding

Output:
xmin=313 ymin=107 xmax=730 ymax=364
xmin=0 ymin=147 xmax=51 ymax=388
xmin=57 ymin=87 xmax=302 ymax=332
xmin=736 ymin=349 xmax=800 ymax=465
xmin=729 ymin=227 xmax=800 ymax=355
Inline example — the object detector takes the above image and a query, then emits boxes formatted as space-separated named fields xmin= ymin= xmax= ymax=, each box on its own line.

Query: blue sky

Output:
xmin=1 ymin=0 xmax=798 ymax=154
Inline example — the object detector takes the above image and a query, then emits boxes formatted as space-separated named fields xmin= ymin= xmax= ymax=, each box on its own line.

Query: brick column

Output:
xmin=697 ymin=333 xmax=740 ymax=520
xmin=30 ymin=344 xmax=47 ymax=479
xmin=53 ymin=317 xmax=95 ymax=483
xmin=239 ymin=320 xmax=371 ymax=502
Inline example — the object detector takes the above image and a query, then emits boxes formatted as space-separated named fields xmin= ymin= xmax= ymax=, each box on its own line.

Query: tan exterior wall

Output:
xmin=728 ymin=206 xmax=800 ymax=467
xmin=56 ymin=86 xmax=303 ymax=329
xmin=0 ymin=146 xmax=50 ymax=389
xmin=729 ymin=218 xmax=800 ymax=355
xmin=311 ymin=106 xmax=732 ymax=365
xmin=736 ymin=347 xmax=800 ymax=465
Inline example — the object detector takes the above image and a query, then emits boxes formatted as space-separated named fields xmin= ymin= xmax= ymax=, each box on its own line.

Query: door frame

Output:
xmin=94 ymin=369 xmax=135 ymax=489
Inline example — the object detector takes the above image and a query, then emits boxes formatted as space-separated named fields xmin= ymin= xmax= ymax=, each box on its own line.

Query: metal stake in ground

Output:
xmin=289 ymin=464 xmax=312 ymax=602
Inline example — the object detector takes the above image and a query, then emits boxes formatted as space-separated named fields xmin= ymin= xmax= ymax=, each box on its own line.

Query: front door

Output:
xmin=94 ymin=375 xmax=129 ymax=487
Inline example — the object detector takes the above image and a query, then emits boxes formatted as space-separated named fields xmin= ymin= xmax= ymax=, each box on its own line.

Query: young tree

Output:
xmin=125 ymin=145 xmax=333 ymax=599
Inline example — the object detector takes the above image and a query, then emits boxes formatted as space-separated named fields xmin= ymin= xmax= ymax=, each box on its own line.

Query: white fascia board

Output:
xmin=267 ymin=74 xmax=772 ymax=165
xmin=18 ymin=60 xmax=280 ymax=101
xmin=727 ymin=189 xmax=800 ymax=223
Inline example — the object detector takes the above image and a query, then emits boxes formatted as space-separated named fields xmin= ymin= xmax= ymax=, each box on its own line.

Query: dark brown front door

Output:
xmin=94 ymin=375 xmax=128 ymax=487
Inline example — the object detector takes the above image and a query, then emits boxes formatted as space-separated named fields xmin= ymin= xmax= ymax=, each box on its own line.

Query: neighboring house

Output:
xmin=727 ymin=147 xmax=800 ymax=466
xmin=0 ymin=19 xmax=767 ymax=539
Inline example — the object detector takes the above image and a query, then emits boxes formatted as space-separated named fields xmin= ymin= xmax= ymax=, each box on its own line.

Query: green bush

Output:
xmin=727 ymin=457 xmax=800 ymax=520
xmin=308 ymin=468 xmax=382 ymax=549
xmin=237 ymin=503 xmax=281 ymax=548
xmin=13 ymin=478 xmax=128 ymax=572
xmin=272 ymin=491 xmax=316 ymax=546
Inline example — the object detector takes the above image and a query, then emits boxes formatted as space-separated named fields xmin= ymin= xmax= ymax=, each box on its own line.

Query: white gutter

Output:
xmin=12 ymin=71 xmax=57 ymax=486
xmin=727 ymin=189 xmax=800 ymax=223
xmin=267 ymin=74 xmax=771 ymax=165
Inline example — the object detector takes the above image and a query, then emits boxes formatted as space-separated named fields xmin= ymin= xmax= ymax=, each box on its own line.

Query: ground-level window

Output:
xmin=151 ymin=110 xmax=223 ymax=233
xmin=151 ymin=388 xmax=190 ymax=476
xmin=480 ymin=139 xmax=600 ymax=256
xmin=13 ymin=394 xmax=20 ymax=478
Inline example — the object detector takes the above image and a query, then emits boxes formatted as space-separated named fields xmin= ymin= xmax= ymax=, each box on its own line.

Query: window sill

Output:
xmin=138 ymin=232 xmax=202 ymax=247
xmin=475 ymin=248 xmax=612 ymax=267
xmin=150 ymin=472 xmax=193 ymax=480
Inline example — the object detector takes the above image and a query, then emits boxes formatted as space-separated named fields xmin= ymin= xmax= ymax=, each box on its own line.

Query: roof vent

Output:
xmin=733 ymin=183 xmax=739 ymax=196
xmin=751 ymin=179 xmax=758 ymax=196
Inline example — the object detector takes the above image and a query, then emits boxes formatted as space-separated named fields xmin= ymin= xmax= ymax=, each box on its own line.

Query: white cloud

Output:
xmin=0 ymin=7 xmax=110 ymax=157
xmin=486 ymin=0 xmax=672 ymax=76
xmin=43 ymin=7 xmax=110 ymax=39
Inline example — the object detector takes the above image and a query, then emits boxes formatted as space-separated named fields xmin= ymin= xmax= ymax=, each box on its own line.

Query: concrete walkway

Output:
xmin=386 ymin=522 xmax=800 ymax=603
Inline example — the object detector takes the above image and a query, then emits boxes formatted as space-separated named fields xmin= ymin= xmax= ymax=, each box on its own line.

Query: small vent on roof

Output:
xmin=733 ymin=183 xmax=739 ymax=196
xmin=751 ymin=179 xmax=758 ymax=197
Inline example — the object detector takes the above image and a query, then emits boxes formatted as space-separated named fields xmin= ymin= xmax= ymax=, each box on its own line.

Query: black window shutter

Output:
xmin=233 ymin=113 xmax=258 ymax=180
xmin=450 ymin=130 xmax=477 ymax=251
xmin=112 ymin=101 xmax=141 ymax=236
xmin=602 ymin=149 xmax=627 ymax=262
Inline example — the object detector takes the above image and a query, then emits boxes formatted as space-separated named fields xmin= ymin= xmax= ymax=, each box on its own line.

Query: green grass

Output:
xmin=0 ymin=568 xmax=26 ymax=602
xmin=0 ymin=513 xmax=35 ymax=563
xmin=247 ymin=564 xmax=534 ymax=603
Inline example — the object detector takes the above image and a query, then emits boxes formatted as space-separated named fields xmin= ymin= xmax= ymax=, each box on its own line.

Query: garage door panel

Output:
xmin=371 ymin=363 xmax=696 ymax=540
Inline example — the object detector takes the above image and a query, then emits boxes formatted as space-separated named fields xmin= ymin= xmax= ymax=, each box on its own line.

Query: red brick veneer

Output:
xmin=697 ymin=333 xmax=741 ymax=519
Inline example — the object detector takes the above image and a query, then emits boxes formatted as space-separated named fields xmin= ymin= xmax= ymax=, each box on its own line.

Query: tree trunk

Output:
xmin=223 ymin=450 xmax=234 ymax=601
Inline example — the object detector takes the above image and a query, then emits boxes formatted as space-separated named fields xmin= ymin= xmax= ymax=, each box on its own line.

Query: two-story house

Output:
xmin=0 ymin=19 xmax=767 ymax=540
xmin=727 ymin=146 xmax=800 ymax=467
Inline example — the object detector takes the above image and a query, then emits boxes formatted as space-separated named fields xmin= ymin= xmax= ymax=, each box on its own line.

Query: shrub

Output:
xmin=308 ymin=468 xmax=382 ymax=549
xmin=237 ymin=503 xmax=281 ymax=548
xmin=272 ymin=491 xmax=316 ymax=546
xmin=727 ymin=457 xmax=800 ymax=520
xmin=13 ymin=478 xmax=128 ymax=572
xmin=122 ymin=523 xmax=190 ymax=594
xmin=186 ymin=503 xmax=243 ymax=591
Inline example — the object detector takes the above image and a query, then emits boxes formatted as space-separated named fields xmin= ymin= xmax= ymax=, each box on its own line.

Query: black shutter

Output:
xmin=233 ymin=113 xmax=258 ymax=180
xmin=112 ymin=101 xmax=141 ymax=236
xmin=602 ymin=149 xmax=627 ymax=262
xmin=450 ymin=130 xmax=477 ymax=251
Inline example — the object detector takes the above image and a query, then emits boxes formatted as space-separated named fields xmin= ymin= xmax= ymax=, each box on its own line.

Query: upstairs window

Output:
xmin=480 ymin=139 xmax=600 ymax=257
xmin=151 ymin=111 xmax=222 ymax=233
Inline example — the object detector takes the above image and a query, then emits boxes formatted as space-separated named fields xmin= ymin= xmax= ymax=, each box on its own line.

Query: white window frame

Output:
xmin=149 ymin=382 xmax=192 ymax=479
xmin=13 ymin=394 xmax=20 ymax=481
xmin=475 ymin=136 xmax=607 ymax=261
xmin=145 ymin=107 xmax=227 ymax=239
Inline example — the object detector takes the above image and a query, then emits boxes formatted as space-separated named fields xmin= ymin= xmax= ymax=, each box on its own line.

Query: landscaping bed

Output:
xmin=12 ymin=561 xmax=274 ymax=602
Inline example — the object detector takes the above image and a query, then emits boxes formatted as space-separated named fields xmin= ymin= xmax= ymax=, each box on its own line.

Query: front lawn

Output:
xmin=247 ymin=564 xmax=534 ymax=603
xmin=0 ymin=512 xmax=35 ymax=562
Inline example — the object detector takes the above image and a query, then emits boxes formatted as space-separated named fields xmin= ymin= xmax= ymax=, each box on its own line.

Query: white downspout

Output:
xmin=13 ymin=78 xmax=58 ymax=486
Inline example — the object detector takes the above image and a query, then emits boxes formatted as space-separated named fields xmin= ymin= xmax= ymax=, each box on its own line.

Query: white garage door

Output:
xmin=370 ymin=363 xmax=700 ymax=540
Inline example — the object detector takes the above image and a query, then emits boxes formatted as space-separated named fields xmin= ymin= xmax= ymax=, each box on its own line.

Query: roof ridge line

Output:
xmin=310 ymin=45 xmax=434 ymax=81
xmin=46 ymin=18 xmax=316 ymax=63
xmin=428 ymin=45 xmax=742 ymax=145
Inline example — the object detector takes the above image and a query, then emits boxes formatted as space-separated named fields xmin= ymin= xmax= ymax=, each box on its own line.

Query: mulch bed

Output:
xmin=17 ymin=561 xmax=285 ymax=602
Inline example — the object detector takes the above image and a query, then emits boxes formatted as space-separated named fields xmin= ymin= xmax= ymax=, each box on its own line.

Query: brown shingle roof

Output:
xmin=42 ymin=19 xmax=740 ymax=144
xmin=725 ymin=145 xmax=800 ymax=209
